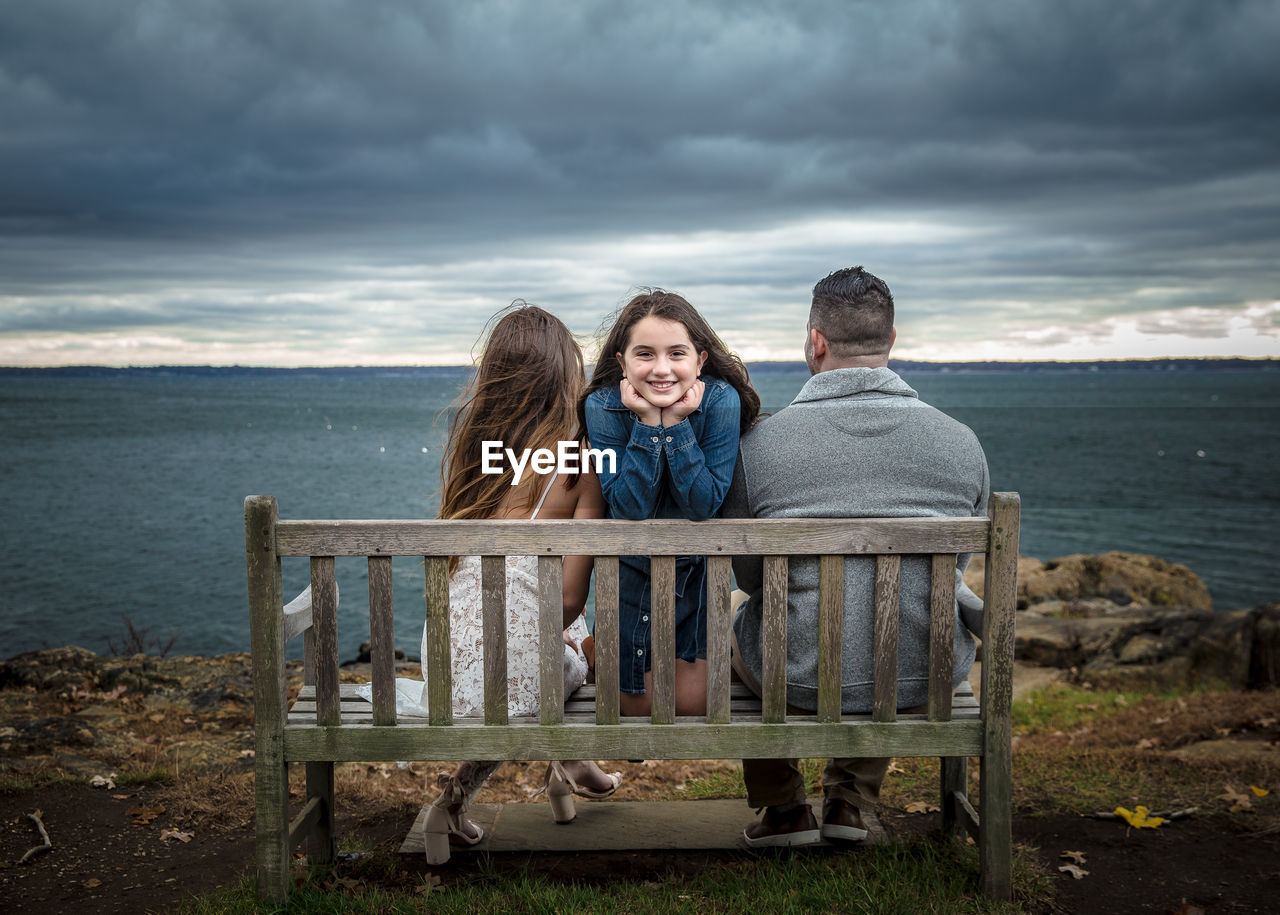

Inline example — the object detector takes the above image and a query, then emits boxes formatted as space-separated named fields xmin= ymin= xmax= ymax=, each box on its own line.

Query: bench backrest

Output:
xmin=246 ymin=493 xmax=1019 ymax=734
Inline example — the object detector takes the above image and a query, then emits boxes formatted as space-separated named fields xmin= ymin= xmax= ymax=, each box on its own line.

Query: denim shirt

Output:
xmin=583 ymin=375 xmax=741 ymax=522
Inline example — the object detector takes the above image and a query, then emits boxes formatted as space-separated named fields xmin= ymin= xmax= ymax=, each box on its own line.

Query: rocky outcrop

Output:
xmin=966 ymin=551 xmax=1213 ymax=611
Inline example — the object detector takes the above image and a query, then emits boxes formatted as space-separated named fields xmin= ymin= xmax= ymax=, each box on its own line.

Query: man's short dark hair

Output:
xmin=809 ymin=266 xmax=895 ymax=356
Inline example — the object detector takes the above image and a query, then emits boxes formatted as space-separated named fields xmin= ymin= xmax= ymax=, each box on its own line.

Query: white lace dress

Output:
xmin=434 ymin=554 xmax=590 ymax=718
xmin=422 ymin=471 xmax=589 ymax=718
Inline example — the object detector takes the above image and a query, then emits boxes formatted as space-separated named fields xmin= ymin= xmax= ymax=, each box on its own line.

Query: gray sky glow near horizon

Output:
xmin=2 ymin=0 xmax=1278 ymax=367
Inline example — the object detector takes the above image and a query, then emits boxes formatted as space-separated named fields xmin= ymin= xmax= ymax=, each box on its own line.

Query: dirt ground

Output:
xmin=3 ymin=773 xmax=1280 ymax=914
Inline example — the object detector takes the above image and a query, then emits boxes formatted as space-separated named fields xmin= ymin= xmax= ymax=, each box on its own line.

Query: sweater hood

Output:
xmin=790 ymin=367 xmax=918 ymax=405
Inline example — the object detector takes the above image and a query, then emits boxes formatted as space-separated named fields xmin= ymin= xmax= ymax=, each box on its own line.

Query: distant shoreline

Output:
xmin=1 ymin=356 xmax=1276 ymax=377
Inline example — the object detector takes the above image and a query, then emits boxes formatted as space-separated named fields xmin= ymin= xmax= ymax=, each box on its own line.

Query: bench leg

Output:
xmin=940 ymin=756 xmax=967 ymax=838
xmin=255 ymin=756 xmax=291 ymax=902
xmin=305 ymin=761 xmax=336 ymax=864
xmin=978 ymin=751 xmax=1013 ymax=900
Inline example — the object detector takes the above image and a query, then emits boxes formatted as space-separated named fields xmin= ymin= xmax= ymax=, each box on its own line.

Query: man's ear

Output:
xmin=809 ymin=327 xmax=828 ymax=361
xmin=888 ymin=327 xmax=897 ymax=349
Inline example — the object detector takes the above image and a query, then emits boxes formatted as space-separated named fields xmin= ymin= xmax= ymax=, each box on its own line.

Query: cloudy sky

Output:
xmin=2 ymin=0 xmax=1278 ymax=366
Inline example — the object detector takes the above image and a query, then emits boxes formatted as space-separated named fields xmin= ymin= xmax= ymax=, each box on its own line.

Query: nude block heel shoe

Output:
xmin=424 ymin=772 xmax=484 ymax=864
xmin=546 ymin=761 xmax=577 ymax=824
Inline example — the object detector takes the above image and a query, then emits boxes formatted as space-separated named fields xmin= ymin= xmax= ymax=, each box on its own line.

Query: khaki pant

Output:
xmin=730 ymin=589 xmax=917 ymax=812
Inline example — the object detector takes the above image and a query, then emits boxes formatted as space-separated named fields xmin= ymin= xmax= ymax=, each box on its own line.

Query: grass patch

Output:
xmin=179 ymin=835 xmax=1049 ymax=914
xmin=117 ymin=767 xmax=173 ymax=786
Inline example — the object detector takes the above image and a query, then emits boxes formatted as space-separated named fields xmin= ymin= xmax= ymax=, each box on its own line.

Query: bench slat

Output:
xmin=538 ymin=555 xmax=564 ymax=725
xmin=481 ymin=556 xmax=508 ymax=725
xmin=275 ymin=517 xmax=990 ymax=557
xmin=311 ymin=557 xmax=340 ymax=728
xmin=368 ymin=556 xmax=396 ymax=726
xmin=283 ymin=718 xmax=985 ymax=761
xmin=817 ymin=555 xmax=843 ymax=723
xmin=705 ymin=556 xmax=733 ymax=724
xmin=871 ymin=554 xmax=900 ymax=723
xmin=928 ymin=553 xmax=957 ymax=722
xmin=593 ymin=557 xmax=620 ymax=724
xmin=761 ymin=556 xmax=788 ymax=723
xmin=423 ymin=556 xmax=451 ymax=726
xmin=650 ymin=556 xmax=677 ymax=724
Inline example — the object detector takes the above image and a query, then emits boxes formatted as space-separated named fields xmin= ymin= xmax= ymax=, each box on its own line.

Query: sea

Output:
xmin=2 ymin=364 xmax=1277 ymax=662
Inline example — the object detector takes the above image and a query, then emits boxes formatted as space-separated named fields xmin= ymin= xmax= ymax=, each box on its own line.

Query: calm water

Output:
xmin=2 ymin=368 xmax=1277 ymax=660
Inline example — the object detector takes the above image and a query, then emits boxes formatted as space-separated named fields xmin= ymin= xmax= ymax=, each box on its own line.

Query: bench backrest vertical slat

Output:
xmin=303 ymin=629 xmax=316 ymax=687
xmin=538 ymin=555 xmax=565 ymax=725
xmin=593 ymin=557 xmax=621 ymax=724
xmin=927 ymin=552 xmax=957 ymax=722
xmin=649 ymin=556 xmax=677 ymax=724
xmin=817 ymin=554 xmax=844 ymax=723
xmin=761 ymin=555 xmax=789 ymax=723
xmin=705 ymin=555 xmax=733 ymax=724
xmin=310 ymin=556 xmax=340 ymax=727
xmin=481 ymin=555 xmax=508 ymax=725
xmin=423 ymin=556 xmax=452 ymax=726
xmin=367 ymin=556 xmax=396 ymax=726
xmin=979 ymin=492 xmax=1020 ymax=898
xmin=245 ymin=495 xmax=289 ymax=901
xmin=871 ymin=554 xmax=901 ymax=722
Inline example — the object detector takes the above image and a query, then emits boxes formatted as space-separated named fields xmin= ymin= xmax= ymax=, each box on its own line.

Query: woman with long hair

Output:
xmin=579 ymin=290 xmax=760 ymax=716
xmin=424 ymin=303 xmax=622 ymax=864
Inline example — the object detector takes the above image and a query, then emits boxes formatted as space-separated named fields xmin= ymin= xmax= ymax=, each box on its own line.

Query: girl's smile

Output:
xmin=617 ymin=315 xmax=707 ymax=409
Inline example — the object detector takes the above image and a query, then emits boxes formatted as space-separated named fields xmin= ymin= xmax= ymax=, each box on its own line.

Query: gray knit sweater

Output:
xmin=723 ymin=367 xmax=990 ymax=713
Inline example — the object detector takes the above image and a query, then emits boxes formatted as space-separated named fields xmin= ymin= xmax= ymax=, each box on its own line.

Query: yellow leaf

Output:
xmin=1113 ymin=805 xmax=1166 ymax=828
xmin=1249 ymin=785 xmax=1269 ymax=797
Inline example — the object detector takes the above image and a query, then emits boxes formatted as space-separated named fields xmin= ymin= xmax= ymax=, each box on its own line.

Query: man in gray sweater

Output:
xmin=723 ymin=266 xmax=990 ymax=846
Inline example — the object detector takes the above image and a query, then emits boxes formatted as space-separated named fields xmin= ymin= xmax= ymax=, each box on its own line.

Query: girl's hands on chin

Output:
xmin=620 ymin=377 xmax=662 ymax=426
xmin=661 ymin=378 xmax=704 ymax=426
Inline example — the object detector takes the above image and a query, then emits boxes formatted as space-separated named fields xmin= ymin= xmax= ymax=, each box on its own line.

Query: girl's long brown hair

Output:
xmin=439 ymin=303 xmax=584 ymax=569
xmin=578 ymin=289 xmax=761 ymax=435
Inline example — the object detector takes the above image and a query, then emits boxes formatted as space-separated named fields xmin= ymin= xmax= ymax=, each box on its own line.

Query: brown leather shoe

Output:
xmin=820 ymin=797 xmax=869 ymax=842
xmin=743 ymin=803 xmax=822 ymax=848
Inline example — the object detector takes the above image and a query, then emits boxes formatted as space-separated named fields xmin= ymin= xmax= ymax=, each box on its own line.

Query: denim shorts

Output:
xmin=615 ymin=555 xmax=708 ymax=694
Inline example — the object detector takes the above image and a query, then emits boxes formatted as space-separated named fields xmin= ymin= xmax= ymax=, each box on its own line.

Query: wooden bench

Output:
xmin=245 ymin=492 xmax=1020 ymax=902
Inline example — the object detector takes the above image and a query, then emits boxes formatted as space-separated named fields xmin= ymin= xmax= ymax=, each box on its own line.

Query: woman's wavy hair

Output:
xmin=578 ymin=289 xmax=760 ymax=434
xmin=439 ymin=303 xmax=584 ymax=569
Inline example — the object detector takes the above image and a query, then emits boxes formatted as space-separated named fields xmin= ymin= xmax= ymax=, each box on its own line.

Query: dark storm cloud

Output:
xmin=1 ymin=0 xmax=1277 ymax=363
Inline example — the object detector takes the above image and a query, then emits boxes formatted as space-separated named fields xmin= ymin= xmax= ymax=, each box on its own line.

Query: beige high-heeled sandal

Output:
xmin=423 ymin=772 xmax=485 ymax=864
xmin=542 ymin=760 xmax=624 ymax=824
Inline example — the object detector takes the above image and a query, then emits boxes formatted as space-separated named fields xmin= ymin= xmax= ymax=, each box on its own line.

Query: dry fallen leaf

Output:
xmin=1218 ymin=784 xmax=1253 ymax=812
xmin=84 ymin=878 xmax=102 ymax=888
xmin=129 ymin=804 xmax=166 ymax=825
xmin=160 ymin=828 xmax=194 ymax=843
xmin=1059 ymin=850 xmax=1088 ymax=864
xmin=1058 ymin=864 xmax=1089 ymax=879
xmin=90 ymin=774 xmax=116 ymax=789
xmin=1136 ymin=737 xmax=1158 ymax=750
xmin=904 ymin=801 xmax=940 ymax=814
xmin=1114 ymin=805 xmax=1166 ymax=828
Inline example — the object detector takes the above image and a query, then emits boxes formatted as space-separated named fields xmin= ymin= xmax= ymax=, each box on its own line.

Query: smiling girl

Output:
xmin=579 ymin=290 xmax=760 ymax=715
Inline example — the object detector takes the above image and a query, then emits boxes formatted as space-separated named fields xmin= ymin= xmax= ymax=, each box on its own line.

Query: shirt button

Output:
xmin=651 ymin=436 xmax=659 ymax=443
xmin=665 ymin=436 xmax=672 ymax=443
xmin=637 ymin=649 xmax=644 ymax=656
xmin=642 ymin=614 xmax=649 ymax=622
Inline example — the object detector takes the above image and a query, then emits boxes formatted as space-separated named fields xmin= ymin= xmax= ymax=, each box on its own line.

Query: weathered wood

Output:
xmin=283 ymin=719 xmax=986 ymax=761
xmin=303 ymin=628 xmax=316 ymax=687
xmin=760 ymin=556 xmax=788 ymax=723
xmin=955 ymin=789 xmax=981 ymax=840
xmin=287 ymin=795 xmax=324 ymax=852
xmin=282 ymin=586 xmax=314 ymax=643
xmin=310 ymin=557 xmax=340 ymax=728
xmin=650 ymin=556 xmax=677 ymax=724
xmin=538 ymin=555 xmax=564 ymax=725
xmin=593 ymin=557 xmax=620 ymax=725
xmin=481 ymin=556 xmax=508 ymax=725
xmin=303 ymin=761 xmax=335 ymax=861
xmin=367 ymin=557 xmax=396 ymax=727
xmin=423 ymin=556 xmax=452 ymax=727
xmin=275 ymin=517 xmax=988 ymax=557
xmin=979 ymin=492 xmax=1020 ymax=901
xmin=941 ymin=755 xmax=968 ymax=837
xmin=705 ymin=556 xmax=733 ymax=724
xmin=817 ymin=554 xmax=844 ymax=723
xmin=928 ymin=553 xmax=957 ymax=722
xmin=871 ymin=554 xmax=901 ymax=723
xmin=245 ymin=496 xmax=289 ymax=902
